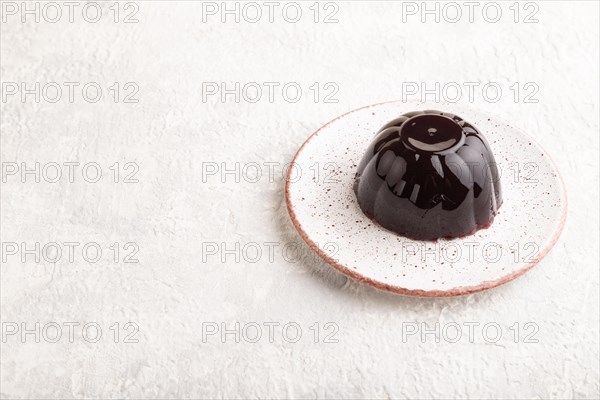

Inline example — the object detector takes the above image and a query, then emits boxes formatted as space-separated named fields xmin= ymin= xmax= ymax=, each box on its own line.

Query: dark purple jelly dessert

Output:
xmin=354 ymin=110 xmax=502 ymax=240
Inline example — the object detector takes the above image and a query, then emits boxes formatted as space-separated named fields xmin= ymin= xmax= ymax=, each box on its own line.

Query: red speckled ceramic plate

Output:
xmin=286 ymin=101 xmax=567 ymax=297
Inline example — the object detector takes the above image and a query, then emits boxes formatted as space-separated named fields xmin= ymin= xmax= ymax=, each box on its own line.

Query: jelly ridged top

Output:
xmin=354 ymin=110 xmax=502 ymax=240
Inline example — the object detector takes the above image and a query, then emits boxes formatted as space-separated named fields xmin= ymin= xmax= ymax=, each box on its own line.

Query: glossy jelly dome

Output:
xmin=354 ymin=110 xmax=502 ymax=240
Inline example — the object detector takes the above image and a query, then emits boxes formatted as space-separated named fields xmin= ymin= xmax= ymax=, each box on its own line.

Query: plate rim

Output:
xmin=285 ymin=100 xmax=568 ymax=297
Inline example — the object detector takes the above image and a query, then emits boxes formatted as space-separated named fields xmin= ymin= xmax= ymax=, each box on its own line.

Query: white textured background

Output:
xmin=1 ymin=1 xmax=599 ymax=399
